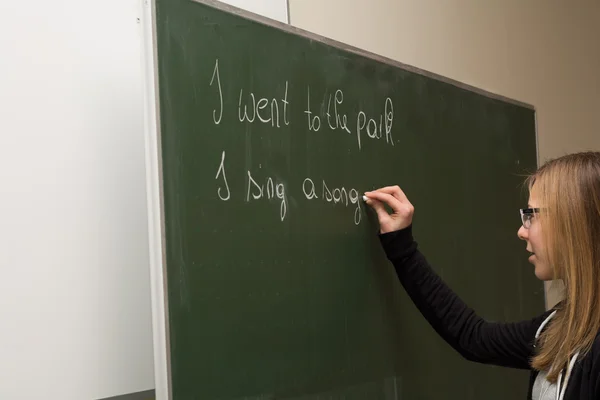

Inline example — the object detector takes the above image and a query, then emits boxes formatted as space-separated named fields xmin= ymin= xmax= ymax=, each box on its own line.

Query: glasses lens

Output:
xmin=520 ymin=209 xmax=536 ymax=228
xmin=522 ymin=213 xmax=531 ymax=228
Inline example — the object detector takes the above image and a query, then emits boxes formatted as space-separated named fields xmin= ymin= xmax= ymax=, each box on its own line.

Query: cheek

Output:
xmin=529 ymin=226 xmax=546 ymax=253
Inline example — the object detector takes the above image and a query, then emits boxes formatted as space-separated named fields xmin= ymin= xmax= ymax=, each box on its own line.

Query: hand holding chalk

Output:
xmin=363 ymin=185 xmax=414 ymax=234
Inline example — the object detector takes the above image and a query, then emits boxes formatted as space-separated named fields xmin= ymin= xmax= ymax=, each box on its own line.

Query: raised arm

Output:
xmin=364 ymin=186 xmax=551 ymax=369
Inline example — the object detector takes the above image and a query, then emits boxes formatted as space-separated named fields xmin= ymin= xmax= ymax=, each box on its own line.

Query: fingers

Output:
xmin=363 ymin=190 xmax=404 ymax=213
xmin=364 ymin=197 xmax=391 ymax=223
xmin=371 ymin=185 xmax=410 ymax=203
xmin=364 ymin=184 xmax=414 ymax=233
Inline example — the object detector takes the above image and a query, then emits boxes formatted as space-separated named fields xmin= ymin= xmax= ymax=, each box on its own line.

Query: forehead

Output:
xmin=528 ymin=187 xmax=540 ymax=207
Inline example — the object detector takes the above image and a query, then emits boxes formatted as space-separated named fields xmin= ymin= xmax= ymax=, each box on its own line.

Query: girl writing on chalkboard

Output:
xmin=364 ymin=151 xmax=600 ymax=400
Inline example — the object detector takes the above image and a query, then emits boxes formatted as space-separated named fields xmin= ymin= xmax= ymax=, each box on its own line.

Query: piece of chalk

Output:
xmin=362 ymin=195 xmax=368 ymax=202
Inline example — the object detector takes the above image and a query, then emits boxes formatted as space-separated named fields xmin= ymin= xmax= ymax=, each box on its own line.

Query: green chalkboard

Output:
xmin=152 ymin=0 xmax=544 ymax=398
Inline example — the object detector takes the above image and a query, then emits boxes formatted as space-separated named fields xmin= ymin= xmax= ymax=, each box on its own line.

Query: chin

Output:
xmin=534 ymin=265 xmax=553 ymax=281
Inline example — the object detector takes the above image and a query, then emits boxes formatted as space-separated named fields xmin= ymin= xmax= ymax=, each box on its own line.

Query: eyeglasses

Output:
xmin=519 ymin=208 xmax=540 ymax=229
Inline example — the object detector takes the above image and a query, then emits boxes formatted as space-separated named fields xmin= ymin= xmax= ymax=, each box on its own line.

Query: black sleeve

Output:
xmin=380 ymin=226 xmax=553 ymax=369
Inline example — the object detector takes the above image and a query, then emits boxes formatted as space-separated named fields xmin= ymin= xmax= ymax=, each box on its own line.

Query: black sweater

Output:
xmin=379 ymin=226 xmax=600 ymax=400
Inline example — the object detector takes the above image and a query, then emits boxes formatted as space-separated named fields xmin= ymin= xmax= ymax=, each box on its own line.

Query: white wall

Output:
xmin=0 ymin=1 xmax=153 ymax=399
xmin=0 ymin=0 xmax=288 ymax=398
xmin=288 ymin=0 xmax=600 ymax=308
xmin=218 ymin=0 xmax=288 ymax=22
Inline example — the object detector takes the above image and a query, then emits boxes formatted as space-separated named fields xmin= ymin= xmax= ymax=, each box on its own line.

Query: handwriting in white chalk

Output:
xmin=202 ymin=59 xmax=400 ymax=227
xmin=304 ymin=86 xmax=395 ymax=150
xmin=246 ymin=169 xmax=287 ymax=221
xmin=303 ymin=177 xmax=362 ymax=225
xmin=304 ymin=86 xmax=321 ymax=132
xmin=356 ymin=97 xmax=394 ymax=150
xmin=210 ymin=59 xmax=223 ymax=125
xmin=215 ymin=151 xmax=230 ymax=201
xmin=238 ymin=82 xmax=290 ymax=128
xmin=302 ymin=178 xmax=318 ymax=200
xmin=326 ymin=90 xmax=352 ymax=134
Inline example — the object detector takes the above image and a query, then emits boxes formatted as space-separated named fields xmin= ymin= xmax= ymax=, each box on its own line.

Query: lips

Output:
xmin=526 ymin=249 xmax=535 ymax=262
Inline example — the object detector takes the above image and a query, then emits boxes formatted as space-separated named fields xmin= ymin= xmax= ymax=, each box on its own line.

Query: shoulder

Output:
xmin=527 ymin=307 xmax=561 ymax=348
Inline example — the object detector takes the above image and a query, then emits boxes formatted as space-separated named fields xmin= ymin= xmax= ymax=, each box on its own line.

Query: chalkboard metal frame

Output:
xmin=141 ymin=0 xmax=539 ymax=398
xmin=141 ymin=0 xmax=172 ymax=398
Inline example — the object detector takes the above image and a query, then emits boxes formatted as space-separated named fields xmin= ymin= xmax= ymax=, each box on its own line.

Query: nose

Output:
xmin=517 ymin=225 xmax=528 ymax=241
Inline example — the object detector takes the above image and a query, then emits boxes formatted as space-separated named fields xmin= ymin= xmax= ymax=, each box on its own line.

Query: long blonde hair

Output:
xmin=528 ymin=151 xmax=600 ymax=382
